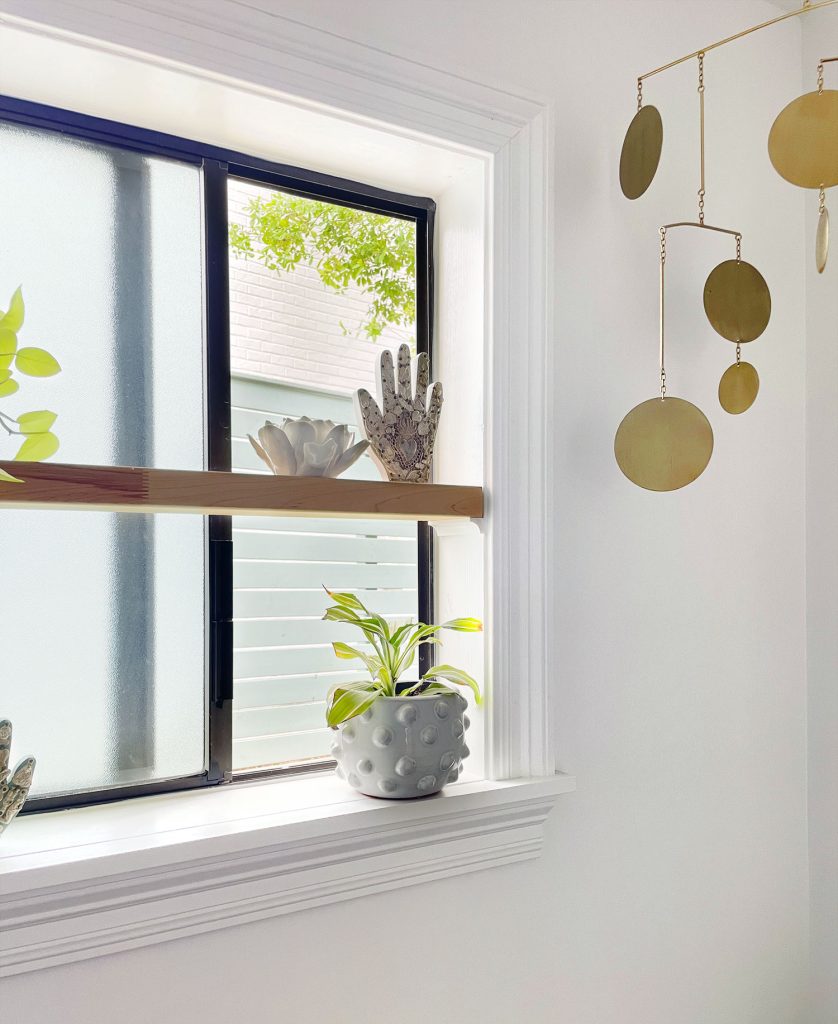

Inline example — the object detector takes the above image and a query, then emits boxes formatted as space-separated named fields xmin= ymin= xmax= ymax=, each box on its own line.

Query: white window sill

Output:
xmin=0 ymin=770 xmax=575 ymax=976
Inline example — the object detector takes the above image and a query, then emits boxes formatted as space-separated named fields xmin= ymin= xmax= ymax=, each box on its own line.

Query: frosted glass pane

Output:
xmin=0 ymin=511 xmax=206 ymax=798
xmin=0 ymin=123 xmax=207 ymax=799
xmin=0 ymin=122 xmax=204 ymax=469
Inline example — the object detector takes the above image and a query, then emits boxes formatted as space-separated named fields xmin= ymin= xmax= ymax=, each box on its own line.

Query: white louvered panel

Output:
xmin=234 ymin=560 xmax=415 ymax=589
xmin=235 ymin=617 xmax=412 ymax=648
xmin=234 ymin=587 xmax=417 ymax=619
xmin=235 ymin=643 xmax=375 ymax=679
xmin=234 ymin=701 xmax=327 ymax=738
xmin=233 ymin=515 xmax=416 ymax=536
xmin=235 ymin=670 xmax=364 ymax=709
xmin=232 ymin=729 xmax=334 ymax=771
xmin=231 ymin=375 xmax=419 ymax=772
xmin=233 ymin=529 xmax=415 ymax=564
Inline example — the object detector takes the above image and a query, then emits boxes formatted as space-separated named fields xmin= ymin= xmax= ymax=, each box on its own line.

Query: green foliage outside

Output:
xmin=0 ymin=286 xmax=61 ymax=483
xmin=321 ymin=588 xmax=483 ymax=727
xmin=229 ymin=192 xmax=416 ymax=341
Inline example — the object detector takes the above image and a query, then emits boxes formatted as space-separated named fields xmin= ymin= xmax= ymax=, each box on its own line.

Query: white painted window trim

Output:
xmin=0 ymin=0 xmax=568 ymax=973
xmin=1 ymin=772 xmax=575 ymax=977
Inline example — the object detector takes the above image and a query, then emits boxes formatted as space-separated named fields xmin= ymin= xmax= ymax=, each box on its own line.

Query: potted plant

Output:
xmin=323 ymin=588 xmax=482 ymax=798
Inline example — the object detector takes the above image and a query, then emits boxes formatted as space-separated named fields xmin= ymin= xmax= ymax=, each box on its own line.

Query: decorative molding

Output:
xmin=0 ymin=775 xmax=574 ymax=976
xmin=0 ymin=0 xmax=546 ymax=151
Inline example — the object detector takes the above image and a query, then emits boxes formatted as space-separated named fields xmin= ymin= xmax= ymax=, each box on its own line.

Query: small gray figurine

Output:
xmin=354 ymin=344 xmax=443 ymax=483
xmin=0 ymin=721 xmax=35 ymax=835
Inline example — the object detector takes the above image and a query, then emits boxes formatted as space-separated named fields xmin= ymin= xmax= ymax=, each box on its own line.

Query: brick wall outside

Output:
xmin=229 ymin=180 xmax=411 ymax=395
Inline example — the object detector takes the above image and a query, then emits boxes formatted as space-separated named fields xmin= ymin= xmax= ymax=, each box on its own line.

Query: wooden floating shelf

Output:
xmin=0 ymin=461 xmax=483 ymax=521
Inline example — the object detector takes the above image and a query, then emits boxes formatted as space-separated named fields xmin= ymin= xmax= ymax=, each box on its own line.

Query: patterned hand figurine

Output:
xmin=0 ymin=721 xmax=35 ymax=835
xmin=354 ymin=344 xmax=443 ymax=483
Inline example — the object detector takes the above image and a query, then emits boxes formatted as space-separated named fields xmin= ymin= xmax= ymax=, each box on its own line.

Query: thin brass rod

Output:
xmin=661 ymin=221 xmax=741 ymax=240
xmin=699 ymin=90 xmax=705 ymax=195
xmin=659 ymin=249 xmax=665 ymax=390
xmin=639 ymin=0 xmax=838 ymax=81
xmin=820 ymin=55 xmax=838 ymax=62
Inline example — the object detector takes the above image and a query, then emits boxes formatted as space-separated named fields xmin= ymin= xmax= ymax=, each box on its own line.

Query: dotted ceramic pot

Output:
xmin=331 ymin=691 xmax=471 ymax=798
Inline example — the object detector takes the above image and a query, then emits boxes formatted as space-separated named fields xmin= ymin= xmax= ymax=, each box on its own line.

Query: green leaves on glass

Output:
xmin=0 ymin=287 xmax=25 ymax=333
xmin=0 ymin=286 xmax=62 ymax=479
xmin=322 ymin=587 xmax=482 ymax=727
xmin=229 ymin=193 xmax=416 ymax=341
xmin=15 ymin=347 xmax=61 ymax=377
xmin=14 ymin=431 xmax=59 ymax=462
xmin=17 ymin=410 xmax=57 ymax=435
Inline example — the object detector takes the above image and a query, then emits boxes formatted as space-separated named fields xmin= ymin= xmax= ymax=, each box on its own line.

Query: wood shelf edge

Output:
xmin=0 ymin=462 xmax=484 ymax=520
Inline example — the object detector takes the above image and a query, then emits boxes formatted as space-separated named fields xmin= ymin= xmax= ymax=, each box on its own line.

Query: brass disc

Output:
xmin=817 ymin=206 xmax=829 ymax=274
xmin=768 ymin=90 xmax=838 ymax=189
xmin=718 ymin=361 xmax=759 ymax=415
xmin=614 ymin=396 xmax=713 ymax=492
xmin=619 ymin=105 xmax=663 ymax=200
xmin=703 ymin=259 xmax=771 ymax=343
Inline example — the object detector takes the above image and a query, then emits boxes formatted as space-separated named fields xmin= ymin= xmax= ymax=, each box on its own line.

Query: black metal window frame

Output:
xmin=1 ymin=95 xmax=435 ymax=813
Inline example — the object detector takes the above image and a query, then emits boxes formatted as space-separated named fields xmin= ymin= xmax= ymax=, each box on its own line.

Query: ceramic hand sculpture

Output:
xmin=355 ymin=344 xmax=443 ymax=483
xmin=0 ymin=720 xmax=35 ymax=835
xmin=249 ymin=416 xmax=368 ymax=478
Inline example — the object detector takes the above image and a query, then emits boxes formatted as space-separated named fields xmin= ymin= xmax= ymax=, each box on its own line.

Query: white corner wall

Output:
xmin=803 ymin=14 xmax=838 ymax=1024
xmin=0 ymin=2 xmax=815 ymax=1023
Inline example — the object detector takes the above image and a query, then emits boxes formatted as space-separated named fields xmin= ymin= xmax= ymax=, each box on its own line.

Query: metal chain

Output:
xmin=637 ymin=77 xmax=643 ymax=112
xmin=736 ymin=343 xmax=741 ymax=366
xmin=820 ymin=186 xmax=827 ymax=214
xmin=818 ymin=60 xmax=825 ymax=93
xmin=697 ymin=53 xmax=706 ymax=225
xmin=736 ymin=233 xmax=742 ymax=263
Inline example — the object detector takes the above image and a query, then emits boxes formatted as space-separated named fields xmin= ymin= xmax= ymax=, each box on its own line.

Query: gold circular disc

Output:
xmin=768 ymin=90 xmax=838 ymax=189
xmin=718 ymin=361 xmax=759 ymax=415
xmin=703 ymin=259 xmax=771 ymax=343
xmin=614 ymin=396 xmax=714 ymax=492
xmin=619 ymin=105 xmax=663 ymax=200
xmin=817 ymin=206 xmax=829 ymax=274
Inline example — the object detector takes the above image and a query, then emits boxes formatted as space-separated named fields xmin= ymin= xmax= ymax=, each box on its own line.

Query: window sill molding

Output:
xmin=0 ymin=771 xmax=575 ymax=976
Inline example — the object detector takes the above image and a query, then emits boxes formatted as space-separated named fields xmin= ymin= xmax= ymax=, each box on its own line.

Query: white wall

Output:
xmin=802 ymin=14 xmax=838 ymax=1024
xmin=1 ymin=2 xmax=814 ymax=1022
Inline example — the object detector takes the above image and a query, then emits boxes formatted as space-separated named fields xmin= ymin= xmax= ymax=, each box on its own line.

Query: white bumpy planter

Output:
xmin=331 ymin=691 xmax=470 ymax=798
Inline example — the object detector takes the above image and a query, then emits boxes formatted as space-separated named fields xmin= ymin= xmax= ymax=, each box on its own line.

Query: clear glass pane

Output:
xmin=228 ymin=180 xmax=419 ymax=771
xmin=1 ymin=511 xmax=206 ymax=798
xmin=0 ymin=122 xmax=204 ymax=469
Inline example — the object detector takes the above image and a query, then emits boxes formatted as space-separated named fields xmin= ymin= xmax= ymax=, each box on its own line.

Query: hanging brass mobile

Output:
xmin=614 ymin=46 xmax=775 ymax=489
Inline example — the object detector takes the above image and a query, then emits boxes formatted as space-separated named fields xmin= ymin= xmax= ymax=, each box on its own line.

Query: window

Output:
xmin=0 ymin=96 xmax=435 ymax=809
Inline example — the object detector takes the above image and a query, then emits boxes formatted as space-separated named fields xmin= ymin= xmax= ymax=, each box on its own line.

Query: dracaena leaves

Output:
xmin=322 ymin=587 xmax=483 ymax=726
xmin=0 ymin=287 xmax=61 ymax=479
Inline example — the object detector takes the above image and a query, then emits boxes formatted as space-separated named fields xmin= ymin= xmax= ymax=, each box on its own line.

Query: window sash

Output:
xmin=4 ymin=94 xmax=435 ymax=812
